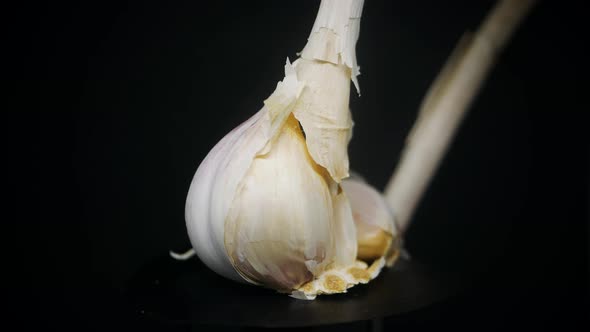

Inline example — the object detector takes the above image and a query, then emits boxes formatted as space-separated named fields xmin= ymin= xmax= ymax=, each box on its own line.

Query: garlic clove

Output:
xmin=341 ymin=177 xmax=402 ymax=265
xmin=224 ymin=114 xmax=346 ymax=290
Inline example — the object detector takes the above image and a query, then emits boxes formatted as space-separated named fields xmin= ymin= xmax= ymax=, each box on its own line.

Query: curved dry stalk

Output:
xmin=384 ymin=0 xmax=537 ymax=232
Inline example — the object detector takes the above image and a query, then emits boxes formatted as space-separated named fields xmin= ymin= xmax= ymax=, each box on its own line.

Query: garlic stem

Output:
xmin=384 ymin=0 xmax=537 ymax=232
xmin=300 ymin=0 xmax=364 ymax=93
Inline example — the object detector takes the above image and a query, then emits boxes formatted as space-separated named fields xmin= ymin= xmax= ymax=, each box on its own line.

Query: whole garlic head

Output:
xmin=185 ymin=0 xmax=399 ymax=299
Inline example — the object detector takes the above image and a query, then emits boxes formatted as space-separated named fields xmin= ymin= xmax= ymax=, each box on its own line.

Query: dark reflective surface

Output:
xmin=127 ymin=255 xmax=462 ymax=328
xmin=30 ymin=0 xmax=587 ymax=330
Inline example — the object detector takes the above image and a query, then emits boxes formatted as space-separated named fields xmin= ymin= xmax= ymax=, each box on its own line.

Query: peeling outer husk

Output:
xmin=290 ymin=0 xmax=365 ymax=181
xmin=291 ymin=58 xmax=353 ymax=182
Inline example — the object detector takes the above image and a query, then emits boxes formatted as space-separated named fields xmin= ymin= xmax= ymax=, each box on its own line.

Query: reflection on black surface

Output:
xmin=127 ymin=254 xmax=461 ymax=328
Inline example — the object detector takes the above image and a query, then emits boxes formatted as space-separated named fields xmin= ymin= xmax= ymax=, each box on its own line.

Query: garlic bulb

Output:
xmin=185 ymin=0 xmax=399 ymax=299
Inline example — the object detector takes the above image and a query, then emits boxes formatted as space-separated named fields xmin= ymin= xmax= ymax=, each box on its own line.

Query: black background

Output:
xmin=25 ymin=0 xmax=588 ymax=331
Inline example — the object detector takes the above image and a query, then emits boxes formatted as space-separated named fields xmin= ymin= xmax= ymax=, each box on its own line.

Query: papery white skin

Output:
xmin=185 ymin=61 xmax=305 ymax=283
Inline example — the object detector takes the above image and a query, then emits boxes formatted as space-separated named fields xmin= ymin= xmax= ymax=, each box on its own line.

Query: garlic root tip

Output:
xmin=169 ymin=248 xmax=196 ymax=261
